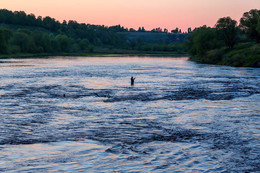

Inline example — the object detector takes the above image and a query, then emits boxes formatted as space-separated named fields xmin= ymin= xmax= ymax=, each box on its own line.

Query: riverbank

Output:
xmin=189 ymin=42 xmax=260 ymax=67
xmin=0 ymin=51 xmax=188 ymax=59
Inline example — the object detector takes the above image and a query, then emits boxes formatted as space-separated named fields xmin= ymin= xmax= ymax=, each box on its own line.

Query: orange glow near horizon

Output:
xmin=0 ymin=0 xmax=259 ymax=32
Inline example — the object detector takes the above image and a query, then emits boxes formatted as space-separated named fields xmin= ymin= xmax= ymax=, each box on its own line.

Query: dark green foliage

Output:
xmin=150 ymin=27 xmax=168 ymax=33
xmin=0 ymin=9 xmax=126 ymax=47
xmin=204 ymin=49 xmax=225 ymax=64
xmin=240 ymin=9 xmax=260 ymax=42
xmin=126 ymin=42 xmax=186 ymax=53
xmin=221 ymin=43 xmax=260 ymax=67
xmin=10 ymin=30 xmax=36 ymax=53
xmin=138 ymin=27 xmax=146 ymax=32
xmin=185 ymin=26 xmax=221 ymax=57
xmin=42 ymin=16 xmax=59 ymax=32
xmin=129 ymin=28 xmax=136 ymax=32
xmin=257 ymin=18 xmax=260 ymax=35
xmin=186 ymin=9 xmax=260 ymax=67
xmin=0 ymin=9 xmax=187 ymax=56
xmin=55 ymin=34 xmax=71 ymax=52
xmin=121 ymin=31 xmax=187 ymax=45
xmin=109 ymin=25 xmax=128 ymax=32
xmin=0 ymin=29 xmax=12 ymax=53
xmin=171 ymin=28 xmax=181 ymax=33
xmin=79 ymin=39 xmax=90 ymax=51
xmin=0 ymin=32 xmax=8 ymax=53
xmin=31 ymin=31 xmax=55 ymax=53
xmin=216 ymin=17 xmax=238 ymax=49
xmin=151 ymin=27 xmax=163 ymax=33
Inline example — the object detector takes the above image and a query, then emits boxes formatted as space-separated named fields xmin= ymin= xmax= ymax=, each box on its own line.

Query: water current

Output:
xmin=0 ymin=57 xmax=259 ymax=172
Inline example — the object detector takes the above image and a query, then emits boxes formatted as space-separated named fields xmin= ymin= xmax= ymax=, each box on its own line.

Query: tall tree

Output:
xmin=0 ymin=29 xmax=12 ymax=54
xmin=216 ymin=17 xmax=238 ymax=49
xmin=185 ymin=26 xmax=220 ymax=57
xmin=151 ymin=27 xmax=162 ymax=32
xmin=171 ymin=28 xmax=179 ymax=33
xmin=10 ymin=30 xmax=36 ymax=53
xmin=240 ymin=9 xmax=260 ymax=42
xmin=256 ymin=18 xmax=260 ymax=35
xmin=55 ymin=34 xmax=71 ymax=52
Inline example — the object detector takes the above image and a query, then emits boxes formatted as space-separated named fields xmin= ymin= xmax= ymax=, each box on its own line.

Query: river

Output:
xmin=0 ymin=57 xmax=259 ymax=172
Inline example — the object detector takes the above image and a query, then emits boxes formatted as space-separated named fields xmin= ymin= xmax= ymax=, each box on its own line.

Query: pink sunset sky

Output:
xmin=0 ymin=0 xmax=259 ymax=32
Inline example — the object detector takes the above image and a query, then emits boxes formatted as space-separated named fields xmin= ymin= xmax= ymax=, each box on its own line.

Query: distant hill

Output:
xmin=120 ymin=32 xmax=187 ymax=44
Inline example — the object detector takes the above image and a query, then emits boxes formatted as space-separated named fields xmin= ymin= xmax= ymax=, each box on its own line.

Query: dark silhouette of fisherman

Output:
xmin=131 ymin=77 xmax=136 ymax=85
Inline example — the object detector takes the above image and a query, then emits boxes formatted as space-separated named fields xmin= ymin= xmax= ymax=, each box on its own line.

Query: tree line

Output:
xmin=185 ymin=9 xmax=260 ymax=67
xmin=0 ymin=9 xmax=131 ymax=54
xmin=0 ymin=9 xmax=190 ymax=56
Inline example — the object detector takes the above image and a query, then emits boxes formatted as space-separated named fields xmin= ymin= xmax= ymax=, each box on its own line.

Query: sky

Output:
xmin=0 ymin=0 xmax=259 ymax=32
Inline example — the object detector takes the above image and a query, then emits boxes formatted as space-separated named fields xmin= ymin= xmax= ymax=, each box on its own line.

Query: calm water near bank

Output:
xmin=0 ymin=57 xmax=259 ymax=172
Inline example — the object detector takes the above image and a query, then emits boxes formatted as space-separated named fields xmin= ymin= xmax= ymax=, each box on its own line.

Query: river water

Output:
xmin=0 ymin=57 xmax=259 ymax=172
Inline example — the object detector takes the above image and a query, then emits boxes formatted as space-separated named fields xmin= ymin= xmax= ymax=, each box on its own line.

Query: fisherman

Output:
xmin=131 ymin=76 xmax=136 ymax=85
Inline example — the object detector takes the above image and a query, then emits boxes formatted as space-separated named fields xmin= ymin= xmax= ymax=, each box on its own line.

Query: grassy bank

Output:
xmin=189 ymin=42 xmax=260 ymax=67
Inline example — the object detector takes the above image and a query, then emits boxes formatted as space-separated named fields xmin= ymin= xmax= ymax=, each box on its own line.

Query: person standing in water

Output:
xmin=131 ymin=76 xmax=136 ymax=85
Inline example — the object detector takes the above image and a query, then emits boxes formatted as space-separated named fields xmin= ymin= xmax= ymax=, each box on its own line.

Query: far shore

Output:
xmin=0 ymin=51 xmax=188 ymax=59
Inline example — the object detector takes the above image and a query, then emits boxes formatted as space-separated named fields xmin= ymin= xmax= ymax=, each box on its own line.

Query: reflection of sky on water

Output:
xmin=0 ymin=57 xmax=259 ymax=172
